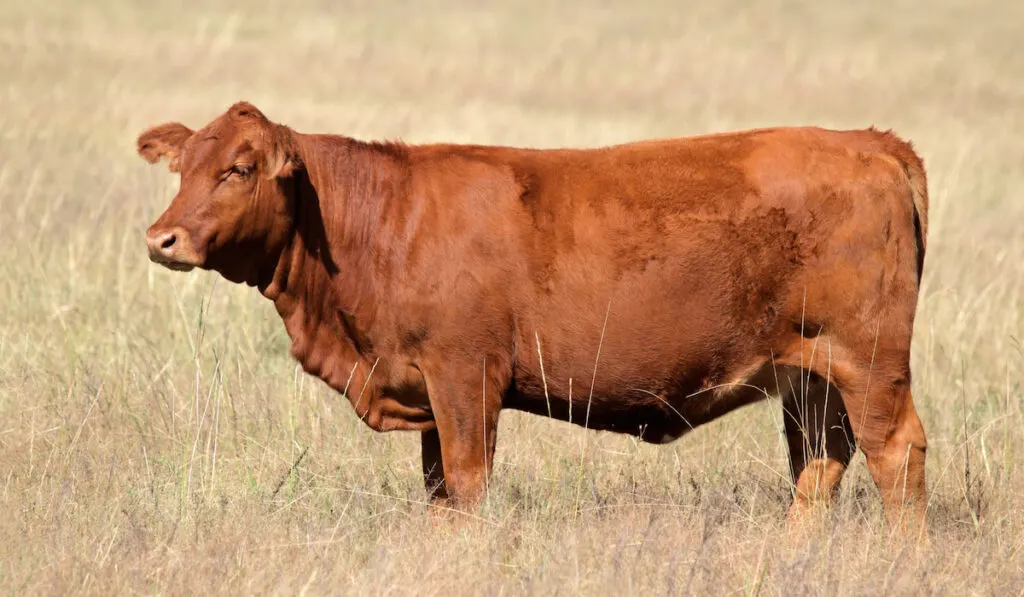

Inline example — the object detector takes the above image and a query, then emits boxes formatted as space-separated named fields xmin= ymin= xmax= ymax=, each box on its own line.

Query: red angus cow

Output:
xmin=138 ymin=102 xmax=930 ymax=531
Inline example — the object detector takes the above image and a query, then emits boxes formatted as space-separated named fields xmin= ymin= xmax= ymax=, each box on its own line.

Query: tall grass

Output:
xmin=1 ymin=0 xmax=1022 ymax=594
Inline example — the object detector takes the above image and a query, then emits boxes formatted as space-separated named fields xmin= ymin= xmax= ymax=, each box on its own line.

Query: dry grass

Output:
xmin=1 ymin=0 xmax=1023 ymax=595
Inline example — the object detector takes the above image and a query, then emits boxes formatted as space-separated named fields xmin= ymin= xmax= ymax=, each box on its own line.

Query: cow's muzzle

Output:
xmin=146 ymin=226 xmax=199 ymax=272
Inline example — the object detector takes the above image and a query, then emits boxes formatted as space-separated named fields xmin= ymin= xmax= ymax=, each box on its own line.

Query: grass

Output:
xmin=1 ymin=0 xmax=1023 ymax=594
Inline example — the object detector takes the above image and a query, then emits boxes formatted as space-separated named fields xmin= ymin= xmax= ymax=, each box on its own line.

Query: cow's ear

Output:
xmin=137 ymin=122 xmax=194 ymax=172
xmin=261 ymin=124 xmax=302 ymax=180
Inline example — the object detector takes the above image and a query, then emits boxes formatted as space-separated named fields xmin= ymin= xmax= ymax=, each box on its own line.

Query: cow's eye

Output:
xmin=229 ymin=164 xmax=253 ymax=179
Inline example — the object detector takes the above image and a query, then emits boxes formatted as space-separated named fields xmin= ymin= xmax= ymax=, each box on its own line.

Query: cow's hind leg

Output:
xmin=780 ymin=335 xmax=928 ymax=536
xmin=846 ymin=373 xmax=928 ymax=534
xmin=781 ymin=372 xmax=855 ymax=519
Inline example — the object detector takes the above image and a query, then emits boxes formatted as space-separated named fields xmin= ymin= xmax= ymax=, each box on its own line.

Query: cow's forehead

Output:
xmin=180 ymin=116 xmax=256 ymax=172
xmin=185 ymin=116 xmax=233 ymax=151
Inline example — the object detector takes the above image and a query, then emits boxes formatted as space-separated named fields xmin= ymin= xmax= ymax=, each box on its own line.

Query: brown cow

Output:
xmin=138 ymin=102 xmax=929 ymax=532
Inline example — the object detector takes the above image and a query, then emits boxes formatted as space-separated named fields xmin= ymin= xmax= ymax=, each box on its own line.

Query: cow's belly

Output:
xmin=506 ymin=349 xmax=785 ymax=443
xmin=505 ymin=230 xmax=791 ymax=438
xmin=503 ymin=384 xmax=693 ymax=443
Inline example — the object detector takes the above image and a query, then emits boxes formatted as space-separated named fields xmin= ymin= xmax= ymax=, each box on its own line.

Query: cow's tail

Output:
xmin=874 ymin=128 xmax=929 ymax=284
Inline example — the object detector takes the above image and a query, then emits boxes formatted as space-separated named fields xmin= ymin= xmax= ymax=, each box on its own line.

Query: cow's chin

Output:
xmin=163 ymin=261 xmax=197 ymax=272
xmin=150 ymin=255 xmax=201 ymax=272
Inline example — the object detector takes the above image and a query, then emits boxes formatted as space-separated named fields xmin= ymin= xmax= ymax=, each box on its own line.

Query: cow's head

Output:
xmin=138 ymin=101 xmax=301 ymax=283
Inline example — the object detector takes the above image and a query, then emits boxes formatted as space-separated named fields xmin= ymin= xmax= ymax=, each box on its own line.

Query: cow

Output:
xmin=138 ymin=101 xmax=930 ymax=533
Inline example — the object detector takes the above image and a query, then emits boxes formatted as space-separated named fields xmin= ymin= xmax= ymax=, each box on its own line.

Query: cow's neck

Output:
xmin=257 ymin=134 xmax=409 ymax=403
xmin=261 ymin=235 xmax=372 ymax=400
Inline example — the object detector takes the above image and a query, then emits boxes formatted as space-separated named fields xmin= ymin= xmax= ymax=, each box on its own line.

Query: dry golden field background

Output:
xmin=1 ymin=1 xmax=1022 ymax=595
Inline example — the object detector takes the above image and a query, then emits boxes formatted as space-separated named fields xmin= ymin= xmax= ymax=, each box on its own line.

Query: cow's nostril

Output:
xmin=160 ymin=234 xmax=176 ymax=250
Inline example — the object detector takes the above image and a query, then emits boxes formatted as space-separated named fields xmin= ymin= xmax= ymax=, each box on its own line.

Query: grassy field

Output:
xmin=1 ymin=0 xmax=1023 ymax=594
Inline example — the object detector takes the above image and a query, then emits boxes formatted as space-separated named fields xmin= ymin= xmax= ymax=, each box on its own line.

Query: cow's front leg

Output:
xmin=420 ymin=358 xmax=506 ymax=510
xmin=421 ymin=428 xmax=448 ymax=504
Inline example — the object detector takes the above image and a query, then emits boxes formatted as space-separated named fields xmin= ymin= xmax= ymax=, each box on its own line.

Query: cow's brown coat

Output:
xmin=139 ymin=102 xmax=930 ymax=530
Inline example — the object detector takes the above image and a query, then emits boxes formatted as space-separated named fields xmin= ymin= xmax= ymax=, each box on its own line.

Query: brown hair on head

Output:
xmin=228 ymin=101 xmax=269 ymax=123
xmin=220 ymin=101 xmax=300 ymax=179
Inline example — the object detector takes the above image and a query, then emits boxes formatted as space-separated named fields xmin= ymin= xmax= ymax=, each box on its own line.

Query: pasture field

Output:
xmin=1 ymin=0 xmax=1022 ymax=594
